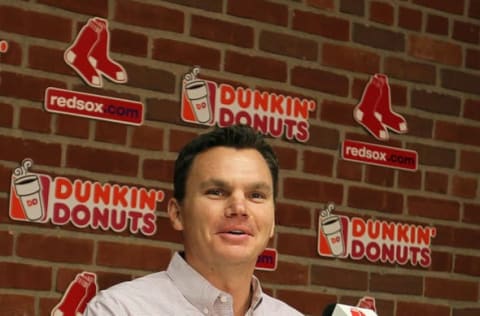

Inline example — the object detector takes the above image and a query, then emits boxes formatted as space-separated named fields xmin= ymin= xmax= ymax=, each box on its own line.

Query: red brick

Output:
xmin=425 ymin=171 xmax=448 ymax=194
xmin=0 ymin=71 xmax=66 ymax=102
xmin=411 ymin=89 xmax=461 ymax=116
xmin=466 ymin=49 xmax=480 ymax=70
xmin=293 ymin=10 xmax=349 ymax=41
xmin=227 ymin=0 xmax=288 ymax=26
xmin=429 ymin=250 xmax=453 ymax=272
xmin=17 ymin=233 xmax=93 ymax=264
xmin=406 ymin=142 xmax=455 ymax=168
xmin=441 ymin=69 xmax=480 ymax=95
xmin=469 ymin=0 xmax=480 ymax=18
xmin=453 ymin=20 xmax=480 ymax=44
xmin=277 ymin=233 xmax=318 ymax=258
xmin=403 ymin=114 xmax=433 ymax=139
xmin=322 ymin=43 xmax=380 ymax=74
xmin=0 ymin=103 xmax=13 ymax=127
xmin=384 ymin=56 xmax=436 ymax=84
xmin=275 ymin=202 xmax=311 ymax=229
xmin=153 ymin=38 xmax=220 ymax=70
xmin=397 ymin=301 xmax=450 ymax=316
xmin=123 ymin=62 xmax=175 ymax=93
xmin=451 ymin=175 xmax=477 ymax=199
xmin=455 ymin=254 xmax=480 ymax=277
xmin=348 ymin=186 xmax=403 ymax=213
xmin=94 ymin=121 xmax=127 ymax=145
xmin=303 ymin=150 xmax=334 ymax=177
xmin=256 ymin=261 xmax=308 ymax=285
xmin=277 ymin=290 xmax=336 ymax=316
xmin=0 ymin=135 xmax=62 ymax=166
xmin=353 ymin=23 xmax=405 ymax=51
xmin=97 ymin=241 xmax=171 ymax=270
xmin=435 ymin=120 xmax=480 ymax=146
xmin=426 ymin=14 xmax=449 ymax=35
xmin=131 ymin=125 xmax=164 ymax=151
xmin=150 ymin=215 xmax=183 ymax=244
xmin=398 ymin=170 xmax=422 ymax=190
xmin=408 ymin=196 xmax=460 ymax=220
xmin=0 ymin=294 xmax=35 ymax=316
xmin=146 ymin=98 xmax=183 ymax=125
xmin=0 ymin=5 xmax=71 ymax=42
xmin=398 ymin=6 xmax=422 ymax=31
xmin=370 ymin=273 xmax=423 ymax=294
xmin=272 ymin=146 xmax=297 ymax=170
xmin=370 ymin=1 xmax=394 ymax=25
xmin=19 ymin=107 xmax=51 ymax=133
xmin=291 ymin=66 xmax=349 ymax=97
xmin=340 ymin=0 xmax=365 ymax=16
xmin=454 ymin=308 xmax=480 ymax=316
xmin=283 ymin=177 xmax=343 ymax=204
xmin=320 ymin=100 xmax=355 ymax=126
xmin=66 ymin=145 xmax=138 ymax=176
xmin=162 ymin=0 xmax=222 ymax=12
xmin=39 ymin=297 xmax=58 ymax=316
xmin=460 ymin=150 xmax=480 ymax=173
xmin=0 ymin=262 xmax=51 ymax=290
xmin=408 ymin=34 xmax=462 ymax=66
xmin=463 ymin=203 xmax=480 ymax=225
xmin=37 ymin=0 xmax=108 ymax=16
xmin=259 ymin=31 xmax=318 ymax=61
xmin=114 ymin=0 xmax=183 ymax=32
xmin=94 ymin=270 xmax=133 ymax=290
xmin=413 ymin=0 xmax=464 ymax=15
xmin=142 ymin=159 xmax=174 ymax=182
xmin=56 ymin=115 xmax=90 ymax=139
xmin=191 ymin=15 xmax=253 ymax=48
xmin=0 ymin=231 xmax=13 ymax=256
xmin=455 ymin=227 xmax=480 ymax=249
xmin=425 ymin=277 xmax=478 ymax=301
xmin=364 ymin=165 xmax=394 ymax=187
xmin=312 ymin=265 xmax=367 ymax=290
xmin=307 ymin=0 xmax=335 ymax=10
xmin=0 ymin=40 xmax=22 ymax=66
xmin=169 ymin=129 xmax=199 ymax=152
xmin=225 ymin=51 xmax=286 ymax=82
xmin=337 ymin=159 xmax=363 ymax=181
xmin=110 ymin=29 xmax=148 ymax=57
xmin=29 ymin=46 xmax=73 ymax=75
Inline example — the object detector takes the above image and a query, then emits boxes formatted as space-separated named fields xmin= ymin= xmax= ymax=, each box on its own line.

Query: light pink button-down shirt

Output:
xmin=85 ymin=252 xmax=304 ymax=316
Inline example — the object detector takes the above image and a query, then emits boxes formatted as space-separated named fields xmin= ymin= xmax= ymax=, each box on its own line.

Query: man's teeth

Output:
xmin=229 ymin=230 xmax=245 ymax=235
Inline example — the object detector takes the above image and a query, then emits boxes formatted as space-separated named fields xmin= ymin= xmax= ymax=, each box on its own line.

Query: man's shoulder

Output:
xmin=105 ymin=271 xmax=169 ymax=294
xmin=259 ymin=293 xmax=304 ymax=315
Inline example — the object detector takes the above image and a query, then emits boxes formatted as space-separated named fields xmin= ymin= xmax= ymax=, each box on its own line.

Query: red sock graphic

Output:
xmin=51 ymin=274 xmax=90 ymax=316
xmin=353 ymin=76 xmax=388 ymax=140
xmin=64 ymin=19 xmax=102 ymax=87
xmin=88 ymin=18 xmax=127 ymax=83
xmin=374 ymin=74 xmax=407 ymax=134
xmin=75 ymin=272 xmax=98 ymax=315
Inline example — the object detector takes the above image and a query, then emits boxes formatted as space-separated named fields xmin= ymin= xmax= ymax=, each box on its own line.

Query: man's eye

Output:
xmin=250 ymin=192 xmax=266 ymax=200
xmin=206 ymin=188 xmax=225 ymax=197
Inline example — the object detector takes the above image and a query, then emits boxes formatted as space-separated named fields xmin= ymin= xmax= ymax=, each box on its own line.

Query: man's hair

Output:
xmin=173 ymin=124 xmax=279 ymax=202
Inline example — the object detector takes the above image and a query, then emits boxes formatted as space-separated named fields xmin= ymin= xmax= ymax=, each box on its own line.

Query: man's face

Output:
xmin=169 ymin=146 xmax=275 ymax=268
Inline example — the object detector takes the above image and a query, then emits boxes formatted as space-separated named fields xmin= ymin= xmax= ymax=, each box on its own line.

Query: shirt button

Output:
xmin=220 ymin=295 xmax=228 ymax=303
xmin=203 ymin=308 xmax=209 ymax=314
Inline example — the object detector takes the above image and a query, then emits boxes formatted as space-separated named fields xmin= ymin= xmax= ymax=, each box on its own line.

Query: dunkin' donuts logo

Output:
xmin=181 ymin=67 xmax=316 ymax=143
xmin=9 ymin=159 xmax=164 ymax=236
xmin=318 ymin=203 xmax=436 ymax=268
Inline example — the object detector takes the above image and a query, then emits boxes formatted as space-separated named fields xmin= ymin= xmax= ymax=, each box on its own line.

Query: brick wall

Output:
xmin=0 ymin=0 xmax=479 ymax=315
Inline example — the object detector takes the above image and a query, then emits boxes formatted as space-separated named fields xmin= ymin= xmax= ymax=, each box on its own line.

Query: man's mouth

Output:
xmin=228 ymin=230 xmax=246 ymax=235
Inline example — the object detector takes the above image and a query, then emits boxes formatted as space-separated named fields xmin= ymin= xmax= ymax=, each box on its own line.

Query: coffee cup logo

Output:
xmin=182 ymin=67 xmax=213 ymax=124
xmin=12 ymin=159 xmax=45 ymax=221
xmin=320 ymin=203 xmax=345 ymax=256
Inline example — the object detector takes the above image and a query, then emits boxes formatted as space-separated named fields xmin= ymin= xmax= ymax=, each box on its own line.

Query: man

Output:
xmin=84 ymin=125 xmax=303 ymax=315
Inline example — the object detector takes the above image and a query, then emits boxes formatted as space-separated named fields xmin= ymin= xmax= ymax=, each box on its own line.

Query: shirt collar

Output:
xmin=167 ymin=252 xmax=264 ymax=312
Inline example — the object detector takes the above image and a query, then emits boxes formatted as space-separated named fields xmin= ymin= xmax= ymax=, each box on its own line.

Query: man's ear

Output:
xmin=167 ymin=198 xmax=184 ymax=231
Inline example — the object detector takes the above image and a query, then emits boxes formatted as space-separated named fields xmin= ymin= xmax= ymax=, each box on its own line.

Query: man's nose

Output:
xmin=225 ymin=191 xmax=248 ymax=217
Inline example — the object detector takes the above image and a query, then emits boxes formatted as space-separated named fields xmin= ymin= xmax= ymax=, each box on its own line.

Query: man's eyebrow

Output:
xmin=199 ymin=179 xmax=230 ymax=190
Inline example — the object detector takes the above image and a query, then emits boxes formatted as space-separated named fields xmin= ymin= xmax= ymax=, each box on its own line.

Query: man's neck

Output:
xmin=185 ymin=253 xmax=255 ymax=315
